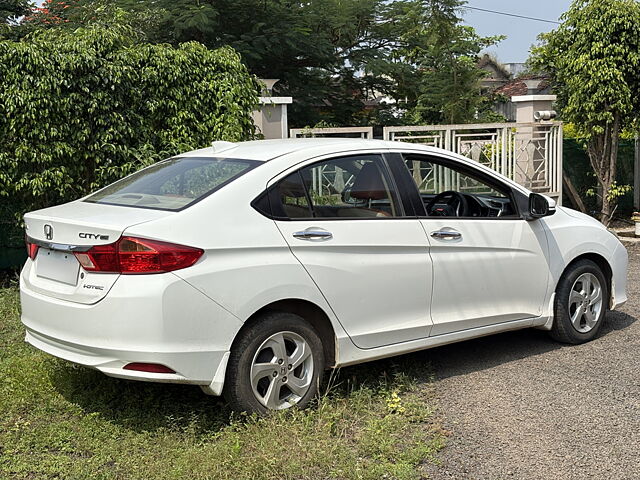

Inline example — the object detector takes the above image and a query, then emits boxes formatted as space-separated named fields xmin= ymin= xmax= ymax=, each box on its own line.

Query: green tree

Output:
xmin=26 ymin=0 xmax=499 ymax=128
xmin=0 ymin=24 xmax=258 ymax=228
xmin=0 ymin=0 xmax=32 ymax=41
xmin=402 ymin=0 xmax=503 ymax=124
xmin=9 ymin=0 xmax=166 ymax=40
xmin=531 ymin=0 xmax=640 ymax=225
xmin=0 ymin=0 xmax=31 ymax=24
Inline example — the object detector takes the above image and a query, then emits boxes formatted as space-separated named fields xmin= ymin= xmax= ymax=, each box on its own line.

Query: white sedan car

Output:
xmin=20 ymin=139 xmax=628 ymax=412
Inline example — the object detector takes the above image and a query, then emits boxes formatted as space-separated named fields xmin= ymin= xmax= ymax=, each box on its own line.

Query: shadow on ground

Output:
xmin=49 ymin=350 xmax=429 ymax=435
xmin=49 ymin=362 xmax=233 ymax=434
xmin=49 ymin=311 xmax=636 ymax=433
xmin=422 ymin=310 xmax=637 ymax=381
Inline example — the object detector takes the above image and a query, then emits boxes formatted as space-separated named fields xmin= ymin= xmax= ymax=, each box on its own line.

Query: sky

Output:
xmin=462 ymin=0 xmax=573 ymax=63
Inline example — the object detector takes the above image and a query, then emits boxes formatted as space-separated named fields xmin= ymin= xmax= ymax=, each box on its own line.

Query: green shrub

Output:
xmin=0 ymin=25 xmax=259 ymax=244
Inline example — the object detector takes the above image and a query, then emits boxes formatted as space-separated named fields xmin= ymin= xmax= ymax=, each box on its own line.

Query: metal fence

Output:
xmin=383 ymin=122 xmax=563 ymax=201
xmin=289 ymin=126 xmax=373 ymax=139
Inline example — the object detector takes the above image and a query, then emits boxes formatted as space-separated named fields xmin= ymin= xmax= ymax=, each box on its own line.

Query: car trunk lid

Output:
xmin=23 ymin=200 xmax=172 ymax=304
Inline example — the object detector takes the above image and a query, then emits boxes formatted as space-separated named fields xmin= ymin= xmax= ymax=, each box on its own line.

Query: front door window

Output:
xmin=403 ymin=154 xmax=518 ymax=218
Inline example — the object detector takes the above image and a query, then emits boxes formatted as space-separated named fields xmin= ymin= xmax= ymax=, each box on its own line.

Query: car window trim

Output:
xmin=395 ymin=152 xmax=525 ymax=220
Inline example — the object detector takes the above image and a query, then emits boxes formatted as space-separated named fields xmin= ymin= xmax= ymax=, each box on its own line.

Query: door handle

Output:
xmin=293 ymin=228 xmax=333 ymax=240
xmin=430 ymin=229 xmax=462 ymax=240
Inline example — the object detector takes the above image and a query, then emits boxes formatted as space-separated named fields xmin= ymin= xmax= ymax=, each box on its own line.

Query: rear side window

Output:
xmin=259 ymin=154 xmax=404 ymax=220
xmin=85 ymin=157 xmax=258 ymax=211
xmin=276 ymin=172 xmax=313 ymax=219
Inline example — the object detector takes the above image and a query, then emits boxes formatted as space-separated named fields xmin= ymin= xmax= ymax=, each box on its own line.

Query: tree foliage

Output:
xmin=401 ymin=0 xmax=503 ymax=124
xmin=0 ymin=0 xmax=31 ymax=24
xmin=531 ymin=0 xmax=640 ymax=224
xmin=0 ymin=25 xmax=258 ymax=221
xmin=12 ymin=0 xmax=500 ymax=127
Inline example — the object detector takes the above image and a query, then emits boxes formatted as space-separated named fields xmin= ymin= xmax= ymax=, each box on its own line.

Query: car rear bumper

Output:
xmin=24 ymin=327 xmax=222 ymax=384
xmin=20 ymin=265 xmax=243 ymax=388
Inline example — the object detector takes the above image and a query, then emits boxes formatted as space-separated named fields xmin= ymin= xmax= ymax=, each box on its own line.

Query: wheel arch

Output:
xmin=561 ymin=252 xmax=613 ymax=305
xmin=234 ymin=298 xmax=337 ymax=369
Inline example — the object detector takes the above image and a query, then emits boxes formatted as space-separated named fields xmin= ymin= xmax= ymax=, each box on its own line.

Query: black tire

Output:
xmin=223 ymin=311 xmax=325 ymax=413
xmin=550 ymin=259 xmax=608 ymax=344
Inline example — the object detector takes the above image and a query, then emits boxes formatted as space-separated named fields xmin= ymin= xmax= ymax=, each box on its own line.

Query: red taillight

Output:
xmin=123 ymin=362 xmax=176 ymax=374
xmin=74 ymin=236 xmax=203 ymax=274
xmin=25 ymin=238 xmax=39 ymax=260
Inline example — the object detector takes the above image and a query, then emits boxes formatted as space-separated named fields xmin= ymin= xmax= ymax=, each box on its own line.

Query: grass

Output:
xmin=0 ymin=284 xmax=445 ymax=480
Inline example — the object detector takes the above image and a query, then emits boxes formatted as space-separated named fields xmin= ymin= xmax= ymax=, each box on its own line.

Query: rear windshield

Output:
xmin=85 ymin=157 xmax=259 ymax=211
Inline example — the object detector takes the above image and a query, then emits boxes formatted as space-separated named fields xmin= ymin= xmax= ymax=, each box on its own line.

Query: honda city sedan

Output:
xmin=20 ymin=138 xmax=628 ymax=412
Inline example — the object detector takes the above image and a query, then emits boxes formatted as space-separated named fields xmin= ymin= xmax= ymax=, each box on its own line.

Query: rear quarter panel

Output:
xmin=122 ymin=164 xmax=351 ymax=342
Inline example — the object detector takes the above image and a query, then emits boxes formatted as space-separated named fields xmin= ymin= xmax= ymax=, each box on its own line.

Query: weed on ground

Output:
xmin=0 ymin=285 xmax=444 ymax=480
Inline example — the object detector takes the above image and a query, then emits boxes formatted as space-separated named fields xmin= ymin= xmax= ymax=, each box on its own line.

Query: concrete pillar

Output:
xmin=251 ymin=97 xmax=293 ymax=139
xmin=512 ymin=95 xmax=556 ymax=124
xmin=251 ymin=79 xmax=293 ymax=139
xmin=511 ymin=95 xmax=557 ymax=193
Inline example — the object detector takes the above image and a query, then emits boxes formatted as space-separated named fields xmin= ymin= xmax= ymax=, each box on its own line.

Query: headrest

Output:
xmin=350 ymin=163 xmax=388 ymax=200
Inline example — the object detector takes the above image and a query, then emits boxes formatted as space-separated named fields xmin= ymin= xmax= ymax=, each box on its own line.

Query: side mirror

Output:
xmin=528 ymin=193 xmax=556 ymax=219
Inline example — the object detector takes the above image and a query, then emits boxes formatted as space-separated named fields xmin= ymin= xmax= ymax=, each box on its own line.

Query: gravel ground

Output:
xmin=422 ymin=242 xmax=640 ymax=480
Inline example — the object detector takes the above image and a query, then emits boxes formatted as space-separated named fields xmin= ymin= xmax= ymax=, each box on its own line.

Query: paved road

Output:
xmin=423 ymin=242 xmax=640 ymax=480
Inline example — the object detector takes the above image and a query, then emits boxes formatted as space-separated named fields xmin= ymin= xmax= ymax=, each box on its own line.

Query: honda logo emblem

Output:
xmin=44 ymin=224 xmax=53 ymax=240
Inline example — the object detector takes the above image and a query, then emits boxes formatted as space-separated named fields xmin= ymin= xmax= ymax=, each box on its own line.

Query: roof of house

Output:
xmin=494 ymin=75 xmax=551 ymax=97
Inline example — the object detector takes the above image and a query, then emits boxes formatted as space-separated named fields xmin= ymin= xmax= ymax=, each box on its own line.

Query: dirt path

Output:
xmin=422 ymin=243 xmax=640 ymax=480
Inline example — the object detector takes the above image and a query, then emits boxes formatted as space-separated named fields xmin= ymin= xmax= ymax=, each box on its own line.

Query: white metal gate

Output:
xmin=290 ymin=126 xmax=373 ymax=139
xmin=383 ymin=122 xmax=563 ymax=201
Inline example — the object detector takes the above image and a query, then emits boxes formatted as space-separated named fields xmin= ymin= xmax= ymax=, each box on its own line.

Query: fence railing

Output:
xmin=384 ymin=122 xmax=563 ymax=201
xmin=287 ymin=122 xmax=563 ymax=201
xmin=290 ymin=126 xmax=373 ymax=139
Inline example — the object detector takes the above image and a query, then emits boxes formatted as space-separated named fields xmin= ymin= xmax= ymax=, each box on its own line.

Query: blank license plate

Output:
xmin=36 ymin=249 xmax=80 ymax=286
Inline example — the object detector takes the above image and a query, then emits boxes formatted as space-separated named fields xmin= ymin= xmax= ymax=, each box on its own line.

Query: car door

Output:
xmin=267 ymin=153 xmax=433 ymax=349
xmin=395 ymin=152 xmax=550 ymax=336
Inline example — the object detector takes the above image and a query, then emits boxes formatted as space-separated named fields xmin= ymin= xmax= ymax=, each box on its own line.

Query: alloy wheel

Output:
xmin=250 ymin=331 xmax=314 ymax=410
xmin=568 ymin=272 xmax=603 ymax=333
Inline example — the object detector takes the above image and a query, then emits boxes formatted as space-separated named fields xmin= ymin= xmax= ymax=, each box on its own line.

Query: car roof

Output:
xmin=176 ymin=138 xmax=531 ymax=196
xmin=178 ymin=138 xmax=415 ymax=161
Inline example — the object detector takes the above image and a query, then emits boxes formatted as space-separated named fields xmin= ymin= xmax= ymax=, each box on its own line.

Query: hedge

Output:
xmin=0 ymin=25 xmax=259 ymax=267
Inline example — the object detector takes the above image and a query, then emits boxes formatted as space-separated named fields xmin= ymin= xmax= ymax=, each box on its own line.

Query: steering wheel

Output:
xmin=426 ymin=190 xmax=469 ymax=217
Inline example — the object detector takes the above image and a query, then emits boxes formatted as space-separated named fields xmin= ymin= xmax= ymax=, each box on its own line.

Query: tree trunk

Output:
xmin=562 ymin=171 xmax=587 ymax=213
xmin=601 ymin=188 xmax=613 ymax=226
xmin=587 ymin=113 xmax=621 ymax=226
